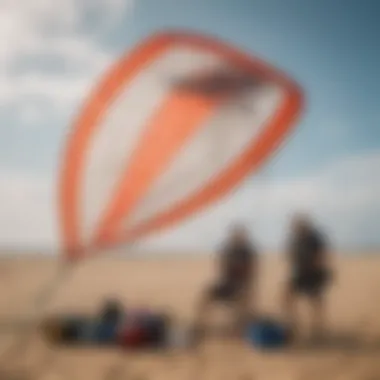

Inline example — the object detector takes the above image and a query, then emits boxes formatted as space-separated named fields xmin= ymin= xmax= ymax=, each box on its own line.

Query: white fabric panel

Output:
xmin=126 ymin=83 xmax=284 ymax=228
xmin=80 ymin=46 xmax=224 ymax=243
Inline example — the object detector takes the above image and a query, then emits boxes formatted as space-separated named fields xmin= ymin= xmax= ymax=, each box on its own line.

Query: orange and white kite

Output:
xmin=59 ymin=30 xmax=304 ymax=259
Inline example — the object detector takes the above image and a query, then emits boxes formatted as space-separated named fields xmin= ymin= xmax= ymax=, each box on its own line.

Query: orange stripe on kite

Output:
xmin=106 ymin=33 xmax=304 ymax=245
xmin=93 ymin=92 xmax=221 ymax=246
xmin=59 ymin=34 xmax=174 ymax=259
xmin=118 ymin=84 xmax=302 ymax=243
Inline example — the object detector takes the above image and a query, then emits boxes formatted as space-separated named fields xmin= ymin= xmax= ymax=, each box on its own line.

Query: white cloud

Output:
xmin=0 ymin=168 xmax=58 ymax=249
xmin=0 ymin=0 xmax=135 ymax=249
xmin=0 ymin=0 xmax=134 ymax=112
xmin=0 ymin=152 xmax=379 ymax=253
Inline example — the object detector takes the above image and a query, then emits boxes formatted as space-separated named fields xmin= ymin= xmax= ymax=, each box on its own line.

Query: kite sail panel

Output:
xmin=59 ymin=31 xmax=304 ymax=259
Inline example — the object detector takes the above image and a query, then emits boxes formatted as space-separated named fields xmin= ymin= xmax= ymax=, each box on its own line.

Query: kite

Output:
xmin=0 ymin=30 xmax=304 ymax=377
xmin=59 ymin=30 xmax=303 ymax=260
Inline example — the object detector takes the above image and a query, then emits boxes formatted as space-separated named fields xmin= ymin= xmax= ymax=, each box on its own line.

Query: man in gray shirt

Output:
xmin=283 ymin=214 xmax=333 ymax=340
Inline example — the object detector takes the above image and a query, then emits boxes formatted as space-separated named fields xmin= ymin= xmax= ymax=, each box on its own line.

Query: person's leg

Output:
xmin=305 ymin=270 xmax=329 ymax=340
xmin=309 ymin=293 xmax=326 ymax=339
xmin=282 ymin=280 xmax=299 ymax=340
xmin=233 ymin=284 xmax=253 ymax=337
xmin=194 ymin=292 xmax=213 ymax=328
xmin=192 ymin=285 xmax=218 ymax=347
xmin=308 ymin=273 xmax=329 ymax=339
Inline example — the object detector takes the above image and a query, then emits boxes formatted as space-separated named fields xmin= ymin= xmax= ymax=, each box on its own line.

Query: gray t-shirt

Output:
xmin=288 ymin=229 xmax=326 ymax=276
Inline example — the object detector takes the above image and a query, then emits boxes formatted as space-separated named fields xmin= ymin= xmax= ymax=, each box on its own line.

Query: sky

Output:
xmin=0 ymin=0 xmax=379 ymax=253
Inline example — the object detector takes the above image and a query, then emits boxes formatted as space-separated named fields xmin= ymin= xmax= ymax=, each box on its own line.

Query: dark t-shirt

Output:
xmin=288 ymin=229 xmax=327 ymax=276
xmin=219 ymin=240 xmax=256 ymax=283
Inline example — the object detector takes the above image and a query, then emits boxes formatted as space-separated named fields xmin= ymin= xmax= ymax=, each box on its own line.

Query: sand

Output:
xmin=0 ymin=253 xmax=380 ymax=379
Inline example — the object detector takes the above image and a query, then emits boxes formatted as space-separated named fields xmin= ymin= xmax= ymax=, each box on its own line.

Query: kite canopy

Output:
xmin=59 ymin=30 xmax=304 ymax=260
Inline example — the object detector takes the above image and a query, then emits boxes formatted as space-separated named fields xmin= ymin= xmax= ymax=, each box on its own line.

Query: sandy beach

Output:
xmin=0 ymin=253 xmax=380 ymax=379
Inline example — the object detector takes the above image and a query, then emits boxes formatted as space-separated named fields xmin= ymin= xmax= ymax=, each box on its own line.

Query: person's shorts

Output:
xmin=207 ymin=279 xmax=247 ymax=302
xmin=290 ymin=269 xmax=332 ymax=298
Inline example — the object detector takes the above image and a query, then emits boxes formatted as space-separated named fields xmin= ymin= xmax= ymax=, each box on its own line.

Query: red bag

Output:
xmin=118 ymin=321 xmax=146 ymax=348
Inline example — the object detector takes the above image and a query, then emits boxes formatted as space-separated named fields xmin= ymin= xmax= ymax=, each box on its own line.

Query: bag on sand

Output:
xmin=43 ymin=300 xmax=125 ymax=346
xmin=91 ymin=300 xmax=125 ymax=344
xmin=41 ymin=316 xmax=91 ymax=345
xmin=246 ymin=317 xmax=290 ymax=349
xmin=118 ymin=311 xmax=170 ymax=349
xmin=42 ymin=305 xmax=171 ymax=349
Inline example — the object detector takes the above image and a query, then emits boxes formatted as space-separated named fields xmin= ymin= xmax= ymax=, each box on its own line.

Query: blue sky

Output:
xmin=0 ymin=0 xmax=379 ymax=252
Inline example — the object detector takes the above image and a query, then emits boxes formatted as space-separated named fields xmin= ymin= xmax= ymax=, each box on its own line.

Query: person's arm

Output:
xmin=321 ymin=239 xmax=332 ymax=269
xmin=285 ymin=236 xmax=295 ymax=268
xmin=216 ymin=242 xmax=228 ymax=278
xmin=313 ymin=233 xmax=330 ymax=269
xmin=250 ymin=247 xmax=259 ymax=281
xmin=247 ymin=249 xmax=259 ymax=316
xmin=250 ymin=251 xmax=259 ymax=288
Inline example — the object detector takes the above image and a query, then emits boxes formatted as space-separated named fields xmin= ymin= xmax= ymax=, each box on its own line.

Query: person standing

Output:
xmin=194 ymin=224 xmax=259 ymax=341
xmin=283 ymin=214 xmax=332 ymax=340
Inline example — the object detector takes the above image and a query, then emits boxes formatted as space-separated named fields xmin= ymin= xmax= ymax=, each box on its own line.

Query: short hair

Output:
xmin=291 ymin=213 xmax=313 ymax=229
xmin=228 ymin=223 xmax=249 ymax=237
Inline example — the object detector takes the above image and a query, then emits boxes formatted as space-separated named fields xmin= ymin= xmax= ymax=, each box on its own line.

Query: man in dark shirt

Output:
xmin=283 ymin=214 xmax=332 ymax=339
xmin=193 ymin=224 xmax=258 ymax=340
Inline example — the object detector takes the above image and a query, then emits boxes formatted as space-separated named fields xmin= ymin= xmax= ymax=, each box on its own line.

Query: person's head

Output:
xmin=228 ymin=223 xmax=249 ymax=243
xmin=291 ymin=213 xmax=313 ymax=235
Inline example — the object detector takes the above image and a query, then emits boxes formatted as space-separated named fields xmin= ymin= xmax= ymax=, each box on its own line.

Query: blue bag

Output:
xmin=246 ymin=318 xmax=289 ymax=349
xmin=93 ymin=320 xmax=119 ymax=344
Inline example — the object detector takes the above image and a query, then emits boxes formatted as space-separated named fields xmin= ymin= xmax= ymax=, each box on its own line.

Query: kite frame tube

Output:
xmin=59 ymin=30 xmax=304 ymax=260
